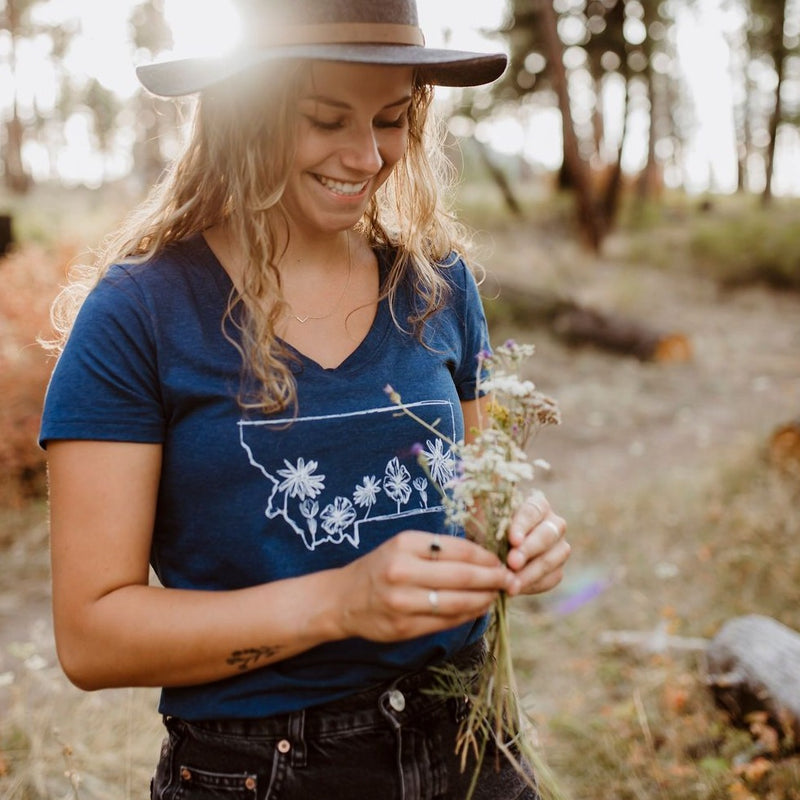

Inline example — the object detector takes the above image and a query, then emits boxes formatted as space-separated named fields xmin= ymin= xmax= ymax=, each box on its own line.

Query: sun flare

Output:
xmin=164 ymin=0 xmax=242 ymax=58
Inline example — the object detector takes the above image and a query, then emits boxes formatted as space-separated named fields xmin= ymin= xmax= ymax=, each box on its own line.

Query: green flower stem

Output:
xmin=384 ymin=385 xmax=456 ymax=447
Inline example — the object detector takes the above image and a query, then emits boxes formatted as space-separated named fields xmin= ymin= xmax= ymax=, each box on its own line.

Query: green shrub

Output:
xmin=689 ymin=207 xmax=800 ymax=290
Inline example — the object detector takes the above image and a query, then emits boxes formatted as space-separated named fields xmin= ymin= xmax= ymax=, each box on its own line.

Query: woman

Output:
xmin=40 ymin=1 xmax=570 ymax=797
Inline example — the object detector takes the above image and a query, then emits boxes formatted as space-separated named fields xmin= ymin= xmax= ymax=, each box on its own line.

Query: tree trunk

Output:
xmin=0 ymin=214 xmax=14 ymax=256
xmin=535 ymin=0 xmax=604 ymax=251
xmin=706 ymin=614 xmax=800 ymax=739
xmin=637 ymin=76 xmax=659 ymax=203
xmin=762 ymin=1 xmax=787 ymax=206
xmin=471 ymin=138 xmax=524 ymax=218
xmin=636 ymin=2 xmax=661 ymax=204
xmin=730 ymin=30 xmax=750 ymax=193
xmin=601 ymin=68 xmax=629 ymax=230
xmin=591 ymin=73 xmax=605 ymax=159
xmin=3 ymin=0 xmax=32 ymax=194
xmin=4 ymin=115 xmax=31 ymax=194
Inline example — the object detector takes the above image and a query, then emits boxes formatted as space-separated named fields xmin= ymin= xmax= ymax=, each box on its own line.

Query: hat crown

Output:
xmin=237 ymin=0 xmax=419 ymax=27
xmin=136 ymin=0 xmax=506 ymax=97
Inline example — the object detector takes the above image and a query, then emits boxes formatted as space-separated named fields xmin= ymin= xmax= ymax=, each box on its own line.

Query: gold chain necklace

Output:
xmin=289 ymin=233 xmax=352 ymax=324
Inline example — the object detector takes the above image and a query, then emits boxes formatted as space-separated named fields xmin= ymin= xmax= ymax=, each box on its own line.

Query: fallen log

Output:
xmin=598 ymin=623 xmax=708 ymax=654
xmin=705 ymin=614 xmax=800 ymax=740
xmin=551 ymin=305 xmax=692 ymax=362
xmin=485 ymin=278 xmax=692 ymax=363
xmin=768 ymin=418 xmax=800 ymax=474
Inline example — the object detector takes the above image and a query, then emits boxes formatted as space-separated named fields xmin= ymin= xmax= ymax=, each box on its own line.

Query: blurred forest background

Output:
xmin=1 ymin=1 xmax=799 ymax=799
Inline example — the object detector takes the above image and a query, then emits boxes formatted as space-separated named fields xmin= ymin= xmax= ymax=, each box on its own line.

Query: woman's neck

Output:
xmin=203 ymin=220 xmax=352 ymax=287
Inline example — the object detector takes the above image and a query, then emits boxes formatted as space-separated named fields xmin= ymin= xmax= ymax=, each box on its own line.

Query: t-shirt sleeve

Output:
xmin=39 ymin=267 xmax=165 ymax=447
xmin=450 ymin=257 xmax=491 ymax=401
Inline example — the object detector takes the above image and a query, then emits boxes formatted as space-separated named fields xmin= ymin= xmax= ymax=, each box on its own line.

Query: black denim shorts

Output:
xmin=150 ymin=639 xmax=539 ymax=800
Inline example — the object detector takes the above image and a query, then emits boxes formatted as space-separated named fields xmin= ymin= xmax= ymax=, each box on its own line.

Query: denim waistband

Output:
xmin=173 ymin=638 xmax=486 ymax=740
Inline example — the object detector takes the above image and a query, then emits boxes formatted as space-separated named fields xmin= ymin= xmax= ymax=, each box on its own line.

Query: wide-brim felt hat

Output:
xmin=136 ymin=0 xmax=508 ymax=97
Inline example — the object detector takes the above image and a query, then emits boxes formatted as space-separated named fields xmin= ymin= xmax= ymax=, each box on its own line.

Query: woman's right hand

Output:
xmin=334 ymin=531 xmax=514 ymax=642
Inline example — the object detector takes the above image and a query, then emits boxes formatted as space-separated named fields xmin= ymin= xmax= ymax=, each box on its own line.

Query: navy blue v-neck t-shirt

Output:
xmin=40 ymin=234 xmax=491 ymax=719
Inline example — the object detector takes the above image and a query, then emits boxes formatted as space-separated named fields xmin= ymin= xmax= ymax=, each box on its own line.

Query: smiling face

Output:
xmin=280 ymin=61 xmax=415 ymax=240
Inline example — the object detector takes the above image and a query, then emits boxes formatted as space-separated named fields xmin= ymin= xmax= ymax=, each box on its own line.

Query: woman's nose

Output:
xmin=342 ymin=125 xmax=383 ymax=174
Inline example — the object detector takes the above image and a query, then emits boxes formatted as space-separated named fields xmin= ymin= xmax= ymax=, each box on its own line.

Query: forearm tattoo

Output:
xmin=226 ymin=645 xmax=283 ymax=671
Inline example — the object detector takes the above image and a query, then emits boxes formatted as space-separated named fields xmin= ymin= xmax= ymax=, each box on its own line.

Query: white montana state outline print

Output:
xmin=238 ymin=401 xmax=457 ymax=552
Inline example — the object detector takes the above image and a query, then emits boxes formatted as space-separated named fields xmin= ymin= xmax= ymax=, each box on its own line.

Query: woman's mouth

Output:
xmin=314 ymin=174 xmax=370 ymax=197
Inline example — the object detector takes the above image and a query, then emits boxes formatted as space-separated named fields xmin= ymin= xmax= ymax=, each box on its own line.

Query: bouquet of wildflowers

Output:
xmin=386 ymin=340 xmax=565 ymax=800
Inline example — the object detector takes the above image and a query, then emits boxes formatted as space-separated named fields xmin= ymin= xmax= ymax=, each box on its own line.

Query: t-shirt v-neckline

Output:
xmin=192 ymin=232 xmax=392 ymax=375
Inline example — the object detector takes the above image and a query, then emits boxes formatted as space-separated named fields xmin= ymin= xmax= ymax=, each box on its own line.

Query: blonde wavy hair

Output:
xmin=47 ymin=62 xmax=475 ymax=415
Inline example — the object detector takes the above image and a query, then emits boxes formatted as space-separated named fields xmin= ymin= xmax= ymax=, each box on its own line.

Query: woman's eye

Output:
xmin=302 ymin=113 xmax=407 ymax=131
xmin=375 ymin=115 xmax=407 ymax=129
xmin=305 ymin=116 xmax=344 ymax=131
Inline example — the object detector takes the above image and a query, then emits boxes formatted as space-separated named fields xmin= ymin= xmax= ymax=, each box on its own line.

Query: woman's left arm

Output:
xmin=461 ymin=397 xmax=571 ymax=596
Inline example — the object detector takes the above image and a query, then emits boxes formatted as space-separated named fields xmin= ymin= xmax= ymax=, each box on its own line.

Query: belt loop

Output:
xmin=163 ymin=714 xmax=182 ymax=735
xmin=288 ymin=710 xmax=307 ymax=768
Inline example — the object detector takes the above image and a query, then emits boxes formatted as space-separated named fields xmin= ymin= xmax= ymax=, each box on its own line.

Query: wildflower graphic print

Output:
xmin=238 ymin=401 xmax=457 ymax=551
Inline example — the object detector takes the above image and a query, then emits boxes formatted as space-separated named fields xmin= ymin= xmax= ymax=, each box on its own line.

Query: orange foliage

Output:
xmin=0 ymin=244 xmax=74 ymax=507
xmin=727 ymin=781 xmax=758 ymax=800
xmin=735 ymin=757 xmax=773 ymax=784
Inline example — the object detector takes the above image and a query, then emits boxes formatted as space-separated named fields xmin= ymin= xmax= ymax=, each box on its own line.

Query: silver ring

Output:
xmin=543 ymin=519 xmax=561 ymax=538
xmin=429 ymin=534 xmax=442 ymax=560
xmin=428 ymin=590 xmax=439 ymax=613
xmin=526 ymin=493 xmax=544 ymax=516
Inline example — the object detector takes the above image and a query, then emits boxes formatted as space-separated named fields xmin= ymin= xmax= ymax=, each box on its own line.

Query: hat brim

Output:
xmin=136 ymin=44 xmax=507 ymax=97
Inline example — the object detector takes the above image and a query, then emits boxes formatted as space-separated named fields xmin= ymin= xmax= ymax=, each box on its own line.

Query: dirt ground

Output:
xmin=477 ymin=225 xmax=800 ymax=720
xmin=1 ymin=223 xmax=799 ymax=793
xmin=481 ymin=225 xmax=800 ymax=503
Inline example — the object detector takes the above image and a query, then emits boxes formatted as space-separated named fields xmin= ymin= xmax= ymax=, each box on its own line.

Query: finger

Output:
xmin=523 ymin=566 xmax=565 ymax=596
xmin=411 ymin=559 xmax=515 ymax=593
xmin=508 ymin=490 xmax=551 ymax=545
xmin=509 ymin=539 xmax=572 ymax=596
xmin=417 ymin=587 xmax=500 ymax=619
xmin=524 ymin=489 xmax=546 ymax=517
xmin=402 ymin=531 xmax=504 ymax=568
xmin=506 ymin=513 xmax=566 ymax=571
xmin=383 ymin=537 xmax=513 ymax=592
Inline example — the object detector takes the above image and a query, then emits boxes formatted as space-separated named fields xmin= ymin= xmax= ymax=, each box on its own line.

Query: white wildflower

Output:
xmin=386 ymin=341 xmax=564 ymax=800
xmin=481 ymin=375 xmax=536 ymax=397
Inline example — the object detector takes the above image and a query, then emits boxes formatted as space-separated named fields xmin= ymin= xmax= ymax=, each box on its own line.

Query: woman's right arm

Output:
xmin=48 ymin=440 xmax=511 ymax=691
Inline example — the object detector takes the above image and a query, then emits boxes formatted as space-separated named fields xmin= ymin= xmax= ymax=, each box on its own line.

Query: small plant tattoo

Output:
xmin=226 ymin=645 xmax=283 ymax=671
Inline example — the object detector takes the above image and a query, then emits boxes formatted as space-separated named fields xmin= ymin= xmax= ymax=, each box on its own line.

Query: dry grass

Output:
xmin=0 ymin=506 xmax=163 ymax=800
xmin=521 ymin=441 xmax=800 ymax=800
xmin=1 ymin=668 xmax=162 ymax=800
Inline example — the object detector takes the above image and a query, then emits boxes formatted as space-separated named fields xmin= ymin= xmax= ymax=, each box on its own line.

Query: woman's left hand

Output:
xmin=504 ymin=490 xmax=570 ymax=596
